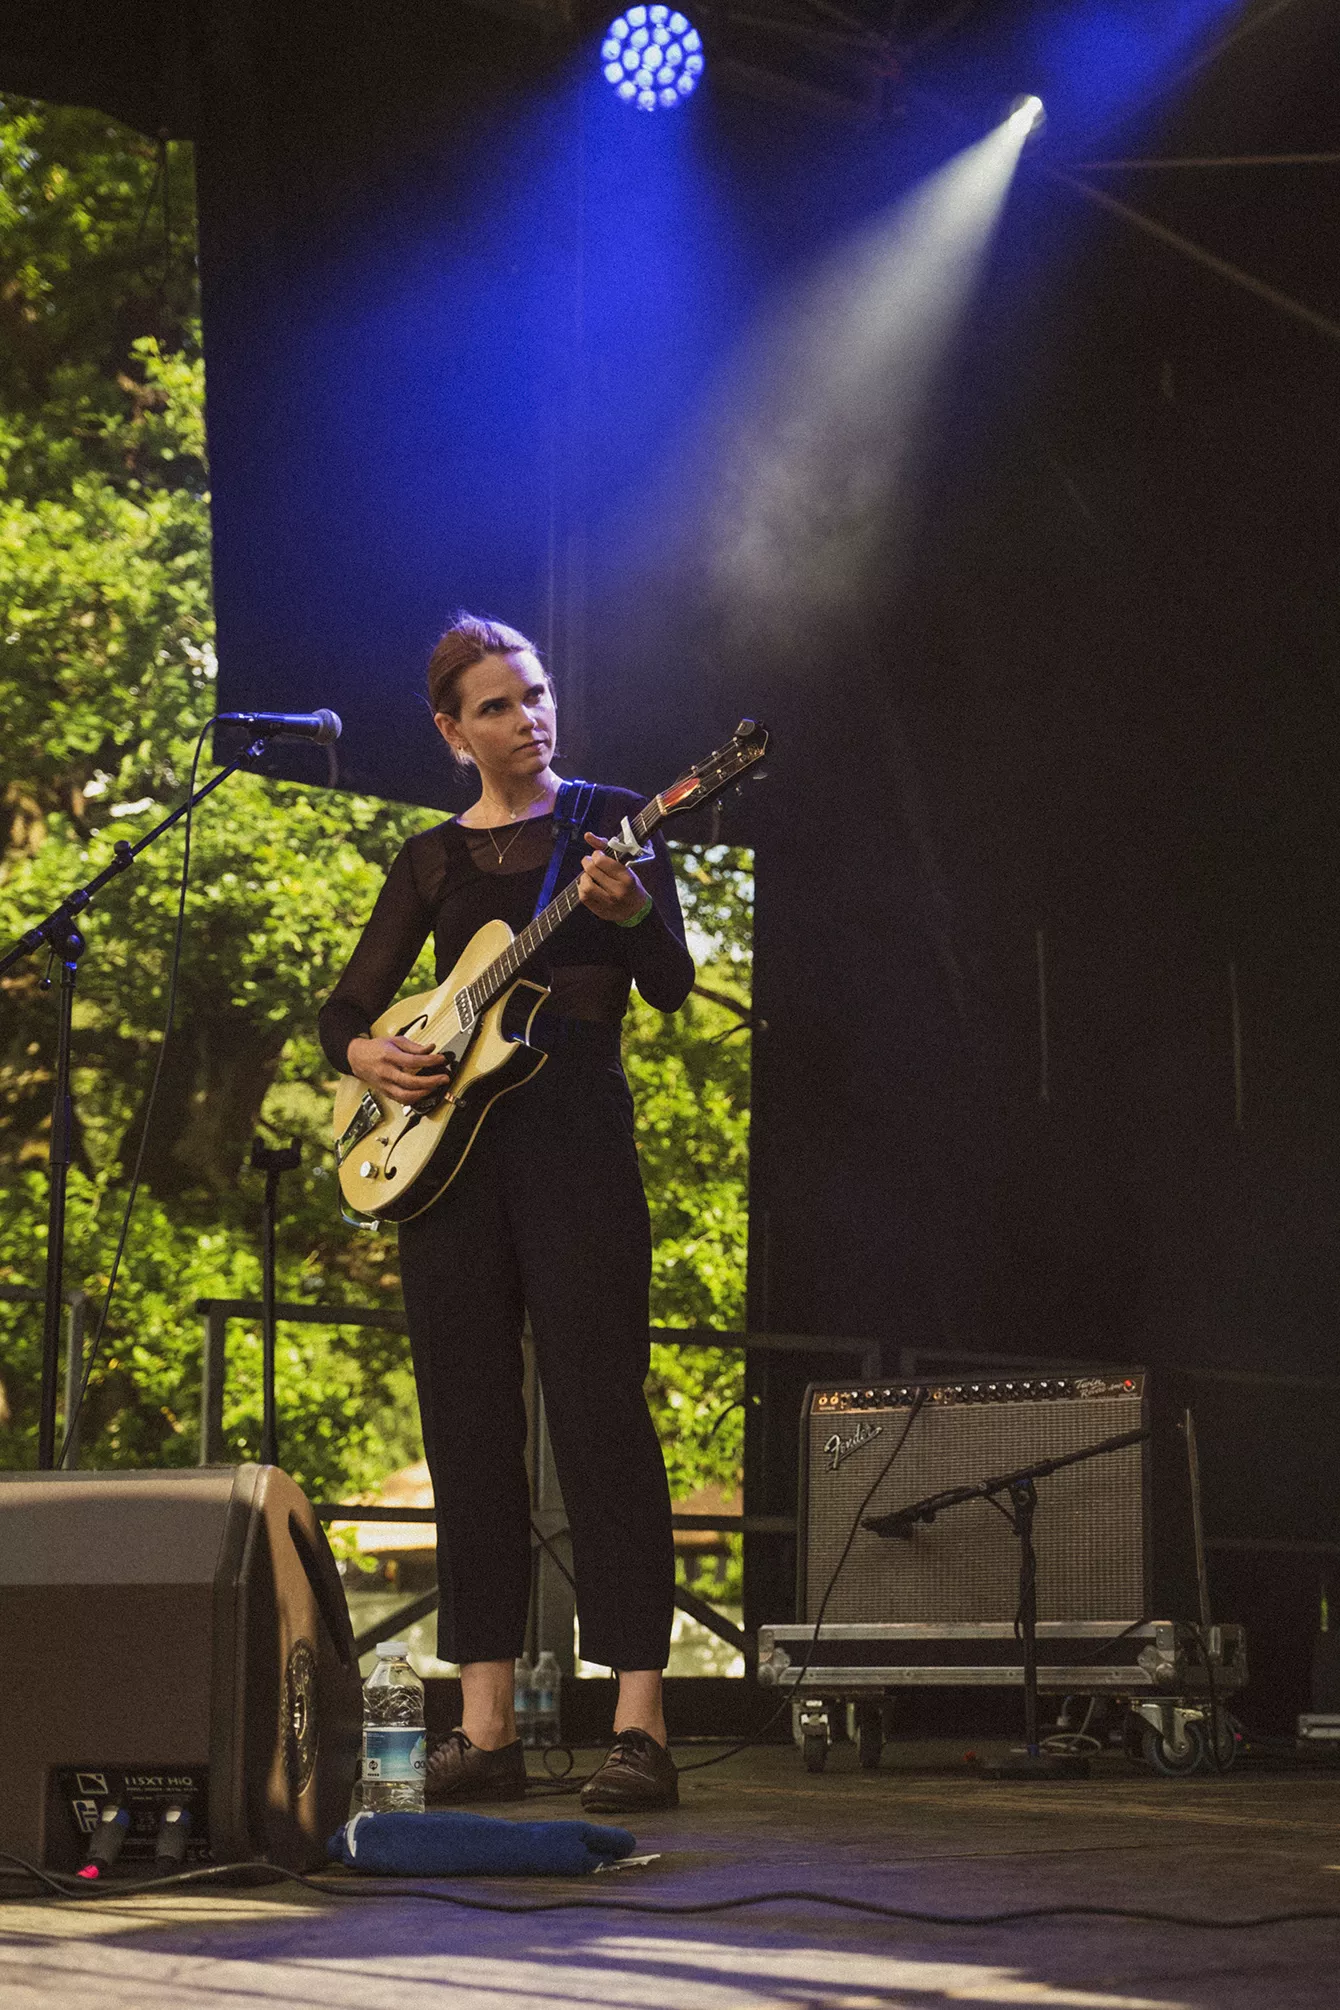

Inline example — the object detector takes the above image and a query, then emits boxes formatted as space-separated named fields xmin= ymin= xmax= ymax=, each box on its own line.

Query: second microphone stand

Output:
xmin=865 ymin=1424 xmax=1150 ymax=1778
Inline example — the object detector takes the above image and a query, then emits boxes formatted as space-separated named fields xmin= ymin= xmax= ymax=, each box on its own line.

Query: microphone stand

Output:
xmin=0 ymin=737 xmax=266 ymax=1469
xmin=864 ymin=1424 xmax=1150 ymax=1778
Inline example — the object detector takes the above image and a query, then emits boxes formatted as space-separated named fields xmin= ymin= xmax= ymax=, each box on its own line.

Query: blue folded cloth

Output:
xmin=328 ymin=1808 xmax=638 ymax=1878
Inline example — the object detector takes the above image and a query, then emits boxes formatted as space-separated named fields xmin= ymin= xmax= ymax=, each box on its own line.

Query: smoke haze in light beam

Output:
xmin=706 ymin=114 xmax=1035 ymax=661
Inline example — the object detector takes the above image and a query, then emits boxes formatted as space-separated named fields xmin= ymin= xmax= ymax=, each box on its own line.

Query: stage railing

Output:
xmin=193 ymin=1296 xmax=880 ymax=1660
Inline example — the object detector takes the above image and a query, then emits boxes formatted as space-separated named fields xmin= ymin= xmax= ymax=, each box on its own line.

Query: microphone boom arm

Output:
xmin=862 ymin=1424 xmax=1150 ymax=1538
xmin=859 ymin=1416 xmax=1151 ymax=1767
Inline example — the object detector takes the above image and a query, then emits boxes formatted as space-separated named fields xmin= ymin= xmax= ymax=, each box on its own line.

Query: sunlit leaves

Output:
xmin=0 ymin=95 xmax=752 ymax=1511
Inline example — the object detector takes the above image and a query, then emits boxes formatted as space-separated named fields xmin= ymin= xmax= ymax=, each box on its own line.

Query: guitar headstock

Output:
xmin=659 ymin=719 xmax=770 ymax=821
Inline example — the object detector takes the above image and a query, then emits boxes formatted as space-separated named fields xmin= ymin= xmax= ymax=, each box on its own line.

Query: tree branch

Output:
xmin=692 ymin=981 xmax=752 ymax=1023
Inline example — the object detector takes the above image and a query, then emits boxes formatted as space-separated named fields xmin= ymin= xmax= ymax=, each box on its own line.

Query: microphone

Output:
xmin=218 ymin=708 xmax=342 ymax=744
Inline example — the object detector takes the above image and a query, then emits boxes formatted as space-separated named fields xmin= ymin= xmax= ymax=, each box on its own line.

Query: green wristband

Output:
xmin=615 ymin=893 xmax=654 ymax=929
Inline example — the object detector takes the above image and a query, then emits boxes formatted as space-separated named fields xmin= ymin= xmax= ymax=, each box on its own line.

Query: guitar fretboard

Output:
xmin=464 ymin=795 xmax=663 ymax=1017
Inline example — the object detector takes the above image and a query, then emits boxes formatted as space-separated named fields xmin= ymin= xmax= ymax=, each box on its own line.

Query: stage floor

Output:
xmin=2 ymin=1742 xmax=1339 ymax=2008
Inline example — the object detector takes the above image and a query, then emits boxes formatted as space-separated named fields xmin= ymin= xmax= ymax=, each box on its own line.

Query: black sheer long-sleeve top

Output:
xmin=318 ymin=787 xmax=696 ymax=1073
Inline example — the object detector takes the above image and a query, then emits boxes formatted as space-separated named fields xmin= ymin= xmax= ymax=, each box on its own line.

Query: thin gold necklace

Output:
xmin=480 ymin=790 xmax=549 ymax=867
xmin=487 ymin=819 xmax=529 ymax=868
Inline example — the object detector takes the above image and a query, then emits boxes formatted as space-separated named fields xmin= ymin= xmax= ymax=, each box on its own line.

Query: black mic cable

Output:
xmin=520 ymin=1388 xmax=930 ymax=1789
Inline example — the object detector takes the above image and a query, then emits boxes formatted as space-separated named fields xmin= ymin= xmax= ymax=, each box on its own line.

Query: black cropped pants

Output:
xmin=398 ymin=1018 xmax=675 ymax=1672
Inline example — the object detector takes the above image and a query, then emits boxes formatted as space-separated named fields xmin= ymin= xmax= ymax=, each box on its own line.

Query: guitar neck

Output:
xmin=466 ymin=795 xmax=663 ymax=1015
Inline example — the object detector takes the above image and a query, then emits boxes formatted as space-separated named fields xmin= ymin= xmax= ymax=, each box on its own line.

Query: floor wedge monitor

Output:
xmin=0 ymin=1464 xmax=361 ymax=1874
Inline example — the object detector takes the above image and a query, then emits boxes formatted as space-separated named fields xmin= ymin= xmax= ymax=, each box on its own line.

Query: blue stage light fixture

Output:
xmin=601 ymin=7 xmax=704 ymax=111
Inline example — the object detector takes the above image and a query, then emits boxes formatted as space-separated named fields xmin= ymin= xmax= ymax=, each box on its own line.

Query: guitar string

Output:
xmin=465 ymin=796 xmax=663 ymax=1017
xmin=348 ymin=746 xmax=754 ymax=1172
xmin=399 ymin=745 xmax=751 ymax=1083
xmin=465 ymin=753 xmax=748 ymax=1014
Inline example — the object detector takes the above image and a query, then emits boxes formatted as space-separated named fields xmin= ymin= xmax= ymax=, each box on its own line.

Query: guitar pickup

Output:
xmin=414 ymin=1083 xmax=457 ymax=1115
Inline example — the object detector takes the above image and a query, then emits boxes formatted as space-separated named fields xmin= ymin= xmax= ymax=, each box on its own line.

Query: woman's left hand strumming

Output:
xmin=578 ymin=832 xmax=652 ymax=924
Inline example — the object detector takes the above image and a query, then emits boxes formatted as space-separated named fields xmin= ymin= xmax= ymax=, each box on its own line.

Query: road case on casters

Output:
xmin=757 ymin=1619 xmax=1247 ymax=1776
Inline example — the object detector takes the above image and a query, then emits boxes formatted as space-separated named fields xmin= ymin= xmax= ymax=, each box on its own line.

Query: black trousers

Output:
xmin=398 ymin=1018 xmax=675 ymax=1671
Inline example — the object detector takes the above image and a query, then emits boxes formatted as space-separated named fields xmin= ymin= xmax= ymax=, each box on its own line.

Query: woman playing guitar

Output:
xmin=318 ymin=613 xmax=694 ymax=1812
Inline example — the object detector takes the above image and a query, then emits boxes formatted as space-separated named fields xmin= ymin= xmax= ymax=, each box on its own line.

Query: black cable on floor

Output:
xmin=674 ymin=1387 xmax=930 ymax=1776
xmin=1 ymin=1853 xmax=1337 ymax=1930
xmin=519 ymin=1396 xmax=928 ymax=1793
xmin=523 ymin=1392 xmax=928 ymax=1792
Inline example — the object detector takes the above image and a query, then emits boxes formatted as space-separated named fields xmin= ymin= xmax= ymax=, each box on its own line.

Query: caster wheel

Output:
xmin=1142 ymin=1720 xmax=1205 ymax=1776
xmin=802 ymin=1730 xmax=828 ymax=1774
xmin=827 ymin=1702 xmax=851 ymax=1746
xmin=856 ymin=1704 xmax=883 ymax=1771
xmin=1204 ymin=1711 xmax=1241 ymax=1772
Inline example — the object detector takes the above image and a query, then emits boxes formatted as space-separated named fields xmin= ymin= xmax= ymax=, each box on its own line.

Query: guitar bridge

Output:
xmin=335 ymin=1091 xmax=383 ymax=1167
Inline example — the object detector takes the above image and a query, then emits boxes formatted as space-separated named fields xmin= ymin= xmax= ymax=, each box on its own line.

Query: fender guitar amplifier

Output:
xmin=0 ymin=1465 xmax=361 ymax=1874
xmin=798 ymin=1372 xmax=1191 ymax=1626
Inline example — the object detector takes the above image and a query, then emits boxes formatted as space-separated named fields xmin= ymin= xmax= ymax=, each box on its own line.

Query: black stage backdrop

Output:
xmin=5 ymin=0 xmax=1340 ymax=1710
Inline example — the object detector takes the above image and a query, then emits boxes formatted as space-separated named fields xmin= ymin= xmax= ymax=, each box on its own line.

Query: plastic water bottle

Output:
xmin=362 ymin=1641 xmax=426 ymax=1812
xmin=531 ymin=1650 xmax=561 ymax=1747
xmin=513 ymin=1654 xmax=535 ymax=1749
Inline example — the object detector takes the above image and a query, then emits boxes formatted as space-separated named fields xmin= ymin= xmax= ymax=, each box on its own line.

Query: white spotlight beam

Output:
xmin=709 ymin=111 xmax=1035 ymax=650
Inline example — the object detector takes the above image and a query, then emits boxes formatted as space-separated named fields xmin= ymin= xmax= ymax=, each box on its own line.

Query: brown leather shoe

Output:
xmin=424 ymin=1729 xmax=527 ymax=1804
xmin=580 ymin=1728 xmax=679 ymax=1813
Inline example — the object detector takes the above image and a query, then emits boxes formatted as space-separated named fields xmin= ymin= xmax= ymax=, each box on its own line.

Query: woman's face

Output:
xmin=435 ymin=650 xmax=556 ymax=785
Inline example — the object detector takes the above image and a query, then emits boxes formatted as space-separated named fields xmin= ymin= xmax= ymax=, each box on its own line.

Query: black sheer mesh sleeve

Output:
xmin=612 ymin=820 xmax=696 ymax=1013
xmin=317 ymin=840 xmax=437 ymax=1073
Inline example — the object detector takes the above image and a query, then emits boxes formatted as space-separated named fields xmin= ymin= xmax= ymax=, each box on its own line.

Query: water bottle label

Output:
xmin=362 ymin=1729 xmax=426 ymax=1782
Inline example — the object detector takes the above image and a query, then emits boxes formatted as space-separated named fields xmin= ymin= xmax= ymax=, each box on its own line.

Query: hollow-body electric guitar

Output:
xmin=332 ymin=719 xmax=769 ymax=1222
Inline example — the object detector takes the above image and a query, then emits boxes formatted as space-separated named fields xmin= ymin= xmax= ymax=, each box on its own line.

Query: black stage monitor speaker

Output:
xmin=0 ymin=1465 xmax=361 ymax=1874
xmin=799 ymin=1372 xmax=1191 ymax=1626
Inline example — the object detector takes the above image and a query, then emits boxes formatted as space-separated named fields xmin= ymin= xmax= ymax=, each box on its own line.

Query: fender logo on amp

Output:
xmin=824 ymin=1421 xmax=883 ymax=1470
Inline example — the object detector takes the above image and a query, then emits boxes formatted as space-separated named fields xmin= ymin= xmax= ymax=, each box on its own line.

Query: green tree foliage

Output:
xmin=0 ymin=97 xmax=750 ymax=1513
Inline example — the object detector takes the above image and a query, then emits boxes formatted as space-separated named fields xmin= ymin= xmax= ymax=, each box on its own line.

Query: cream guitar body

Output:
xmin=333 ymin=919 xmax=549 ymax=1223
xmin=330 ymin=719 xmax=770 ymax=1224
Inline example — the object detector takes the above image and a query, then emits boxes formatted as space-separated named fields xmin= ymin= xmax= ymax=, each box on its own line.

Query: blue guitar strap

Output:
xmin=532 ymin=778 xmax=599 ymax=919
